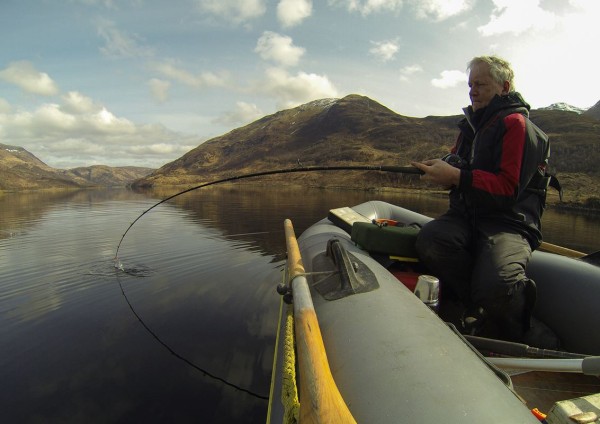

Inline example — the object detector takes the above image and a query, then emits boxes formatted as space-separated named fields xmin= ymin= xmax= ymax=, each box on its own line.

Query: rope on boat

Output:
xmin=282 ymin=304 xmax=300 ymax=424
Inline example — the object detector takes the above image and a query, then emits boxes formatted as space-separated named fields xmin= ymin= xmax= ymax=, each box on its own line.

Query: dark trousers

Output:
xmin=415 ymin=210 xmax=532 ymax=311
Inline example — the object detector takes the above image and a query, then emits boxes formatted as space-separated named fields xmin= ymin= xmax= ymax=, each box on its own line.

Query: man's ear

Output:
xmin=502 ymin=80 xmax=511 ymax=94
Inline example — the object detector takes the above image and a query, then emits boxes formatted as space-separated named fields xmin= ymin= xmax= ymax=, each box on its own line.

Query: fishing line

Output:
xmin=114 ymin=164 xmax=422 ymax=259
xmin=112 ymin=163 xmax=421 ymax=402
xmin=115 ymin=267 xmax=270 ymax=400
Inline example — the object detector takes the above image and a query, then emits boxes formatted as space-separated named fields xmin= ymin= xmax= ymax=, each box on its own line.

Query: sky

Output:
xmin=1 ymin=0 xmax=599 ymax=169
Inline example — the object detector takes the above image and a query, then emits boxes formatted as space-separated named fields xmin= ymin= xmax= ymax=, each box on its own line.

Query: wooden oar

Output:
xmin=284 ymin=219 xmax=356 ymax=424
xmin=539 ymin=241 xmax=585 ymax=258
xmin=539 ymin=241 xmax=600 ymax=265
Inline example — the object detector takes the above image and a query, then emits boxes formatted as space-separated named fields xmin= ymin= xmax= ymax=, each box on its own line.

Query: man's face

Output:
xmin=468 ymin=62 xmax=506 ymax=111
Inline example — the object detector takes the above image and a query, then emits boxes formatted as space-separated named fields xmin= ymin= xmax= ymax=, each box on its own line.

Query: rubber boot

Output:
xmin=483 ymin=279 xmax=560 ymax=349
xmin=461 ymin=306 xmax=487 ymax=336
xmin=520 ymin=279 xmax=561 ymax=349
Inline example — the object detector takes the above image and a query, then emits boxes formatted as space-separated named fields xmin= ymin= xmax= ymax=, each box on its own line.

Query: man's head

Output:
xmin=467 ymin=56 xmax=514 ymax=111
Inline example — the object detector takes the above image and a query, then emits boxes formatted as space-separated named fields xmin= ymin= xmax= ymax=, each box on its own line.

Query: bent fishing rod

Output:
xmin=114 ymin=164 xmax=423 ymax=258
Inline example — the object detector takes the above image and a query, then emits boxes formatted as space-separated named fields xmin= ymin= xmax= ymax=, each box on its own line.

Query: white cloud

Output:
xmin=369 ymin=39 xmax=400 ymax=62
xmin=50 ymin=137 xmax=106 ymax=154
xmin=61 ymin=91 xmax=98 ymax=114
xmin=399 ymin=64 xmax=423 ymax=81
xmin=328 ymin=0 xmax=404 ymax=16
xmin=75 ymin=0 xmax=119 ymax=8
xmin=196 ymin=0 xmax=267 ymax=24
xmin=478 ymin=0 xmax=557 ymax=36
xmin=0 ymin=98 xmax=12 ymax=113
xmin=412 ymin=0 xmax=473 ymax=21
xmin=255 ymin=32 xmax=306 ymax=67
xmin=214 ymin=101 xmax=264 ymax=126
xmin=277 ymin=0 xmax=313 ymax=27
xmin=0 ymin=95 xmax=197 ymax=168
xmin=431 ymin=70 xmax=467 ymax=88
xmin=329 ymin=0 xmax=472 ymax=19
xmin=260 ymin=67 xmax=338 ymax=109
xmin=96 ymin=18 xmax=154 ymax=57
xmin=148 ymin=78 xmax=171 ymax=103
xmin=127 ymin=142 xmax=196 ymax=156
xmin=32 ymin=104 xmax=79 ymax=132
xmin=0 ymin=61 xmax=59 ymax=96
xmin=502 ymin=0 xmax=600 ymax=109
xmin=154 ymin=61 xmax=229 ymax=88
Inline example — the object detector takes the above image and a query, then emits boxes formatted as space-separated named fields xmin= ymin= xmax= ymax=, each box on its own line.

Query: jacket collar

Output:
xmin=462 ymin=92 xmax=530 ymax=131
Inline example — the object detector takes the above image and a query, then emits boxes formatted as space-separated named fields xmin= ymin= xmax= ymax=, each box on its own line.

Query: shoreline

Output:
xmin=3 ymin=183 xmax=600 ymax=215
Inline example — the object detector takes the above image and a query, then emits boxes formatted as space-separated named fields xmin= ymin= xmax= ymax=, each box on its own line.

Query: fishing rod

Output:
xmin=114 ymin=164 xmax=422 ymax=258
xmin=111 ymin=163 xmax=421 ymax=401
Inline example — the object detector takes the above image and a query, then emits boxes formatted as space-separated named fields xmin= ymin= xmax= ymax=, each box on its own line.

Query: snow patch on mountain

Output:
xmin=538 ymin=102 xmax=587 ymax=114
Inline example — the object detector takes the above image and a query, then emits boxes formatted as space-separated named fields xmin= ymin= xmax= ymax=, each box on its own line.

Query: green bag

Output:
xmin=350 ymin=222 xmax=420 ymax=258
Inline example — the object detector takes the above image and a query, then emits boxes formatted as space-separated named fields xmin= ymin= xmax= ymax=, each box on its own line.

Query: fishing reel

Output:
xmin=441 ymin=153 xmax=467 ymax=169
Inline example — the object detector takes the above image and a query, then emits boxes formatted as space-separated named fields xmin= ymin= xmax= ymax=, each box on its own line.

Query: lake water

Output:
xmin=1 ymin=186 xmax=599 ymax=423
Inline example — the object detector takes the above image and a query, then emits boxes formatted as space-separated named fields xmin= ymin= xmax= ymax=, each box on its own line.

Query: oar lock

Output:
xmin=276 ymin=282 xmax=294 ymax=305
xmin=277 ymin=270 xmax=341 ymax=304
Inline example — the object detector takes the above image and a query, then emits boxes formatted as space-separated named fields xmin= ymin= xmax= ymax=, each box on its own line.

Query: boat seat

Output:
xmin=350 ymin=221 xmax=420 ymax=259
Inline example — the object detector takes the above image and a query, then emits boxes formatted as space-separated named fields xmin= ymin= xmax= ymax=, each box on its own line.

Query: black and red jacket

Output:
xmin=450 ymin=92 xmax=550 ymax=248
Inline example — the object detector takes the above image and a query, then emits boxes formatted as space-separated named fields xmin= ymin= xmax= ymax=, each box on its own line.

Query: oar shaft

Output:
xmin=539 ymin=241 xmax=585 ymax=258
xmin=284 ymin=219 xmax=356 ymax=424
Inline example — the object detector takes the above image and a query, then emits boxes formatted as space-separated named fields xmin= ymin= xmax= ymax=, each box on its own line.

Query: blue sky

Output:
xmin=1 ymin=0 xmax=598 ymax=168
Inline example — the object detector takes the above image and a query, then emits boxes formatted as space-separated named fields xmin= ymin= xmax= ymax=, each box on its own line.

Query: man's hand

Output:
xmin=411 ymin=159 xmax=461 ymax=189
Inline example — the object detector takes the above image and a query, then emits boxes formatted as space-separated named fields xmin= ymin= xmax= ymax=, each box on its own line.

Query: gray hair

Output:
xmin=468 ymin=56 xmax=515 ymax=91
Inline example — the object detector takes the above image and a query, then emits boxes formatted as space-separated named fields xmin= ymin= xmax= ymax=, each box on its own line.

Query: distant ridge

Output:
xmin=0 ymin=143 xmax=154 ymax=191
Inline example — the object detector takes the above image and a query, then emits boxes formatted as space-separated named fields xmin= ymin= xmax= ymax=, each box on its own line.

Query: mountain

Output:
xmin=64 ymin=165 xmax=155 ymax=186
xmin=584 ymin=100 xmax=600 ymax=120
xmin=134 ymin=95 xmax=458 ymax=188
xmin=133 ymin=94 xmax=600 ymax=203
xmin=0 ymin=143 xmax=154 ymax=191
xmin=538 ymin=102 xmax=587 ymax=114
xmin=1 ymin=143 xmax=79 ymax=190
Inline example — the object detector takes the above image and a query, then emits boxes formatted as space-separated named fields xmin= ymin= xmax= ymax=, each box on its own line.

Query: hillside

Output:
xmin=64 ymin=165 xmax=156 ymax=186
xmin=0 ymin=144 xmax=80 ymax=190
xmin=584 ymin=100 xmax=600 ymax=120
xmin=134 ymin=94 xmax=600 ymax=204
xmin=135 ymin=95 xmax=457 ymax=188
xmin=0 ymin=143 xmax=154 ymax=191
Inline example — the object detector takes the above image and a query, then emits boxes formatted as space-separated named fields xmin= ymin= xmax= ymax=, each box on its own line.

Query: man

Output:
xmin=411 ymin=56 xmax=558 ymax=348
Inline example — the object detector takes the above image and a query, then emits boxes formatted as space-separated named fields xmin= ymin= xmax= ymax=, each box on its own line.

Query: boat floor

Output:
xmin=387 ymin=263 xmax=600 ymax=414
xmin=510 ymin=371 xmax=600 ymax=413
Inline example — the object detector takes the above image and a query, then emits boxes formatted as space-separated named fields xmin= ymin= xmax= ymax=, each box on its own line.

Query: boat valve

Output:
xmin=414 ymin=275 xmax=440 ymax=312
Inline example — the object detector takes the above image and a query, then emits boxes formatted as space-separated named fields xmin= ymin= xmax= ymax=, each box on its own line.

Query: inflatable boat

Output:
xmin=267 ymin=201 xmax=600 ymax=424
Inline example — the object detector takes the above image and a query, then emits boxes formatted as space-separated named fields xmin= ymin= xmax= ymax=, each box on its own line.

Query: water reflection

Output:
xmin=1 ymin=186 xmax=599 ymax=423
xmin=0 ymin=189 xmax=155 ymax=241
